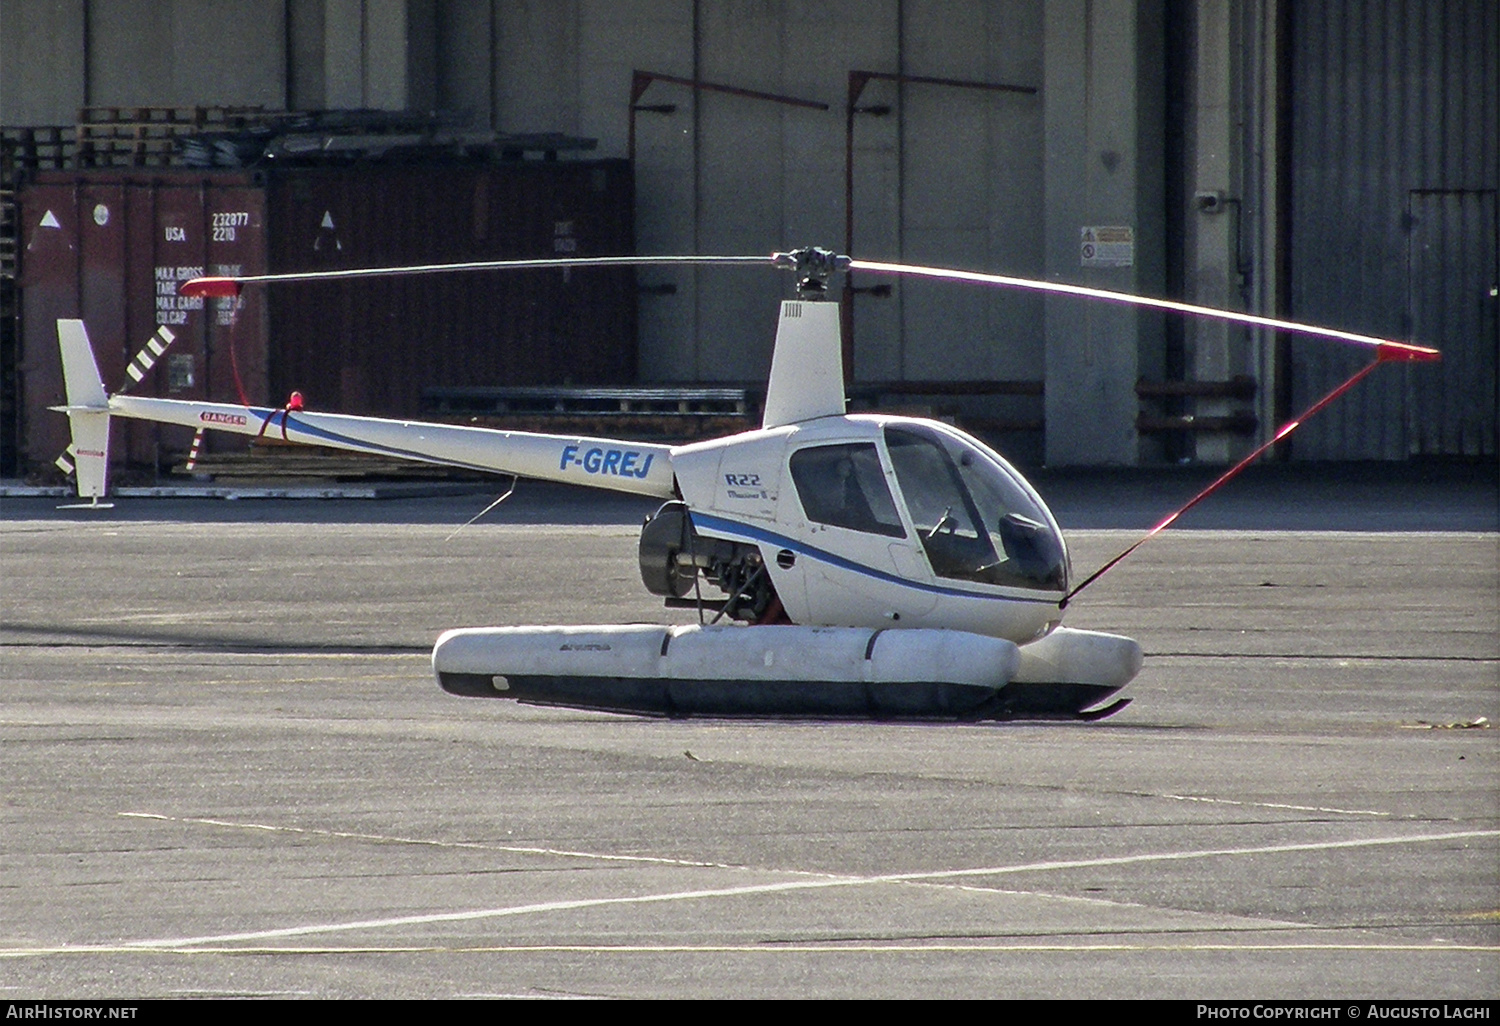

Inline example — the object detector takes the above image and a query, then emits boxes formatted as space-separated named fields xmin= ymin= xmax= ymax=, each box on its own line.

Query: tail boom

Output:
xmin=105 ymin=394 xmax=678 ymax=498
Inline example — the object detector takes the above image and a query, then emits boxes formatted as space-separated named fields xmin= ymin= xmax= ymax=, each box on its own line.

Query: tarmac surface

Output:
xmin=1 ymin=462 xmax=1496 ymax=999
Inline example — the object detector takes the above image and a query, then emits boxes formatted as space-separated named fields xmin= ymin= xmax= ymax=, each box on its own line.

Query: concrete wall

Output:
xmin=0 ymin=0 xmax=87 ymax=123
xmin=485 ymin=0 xmax=1128 ymax=466
xmin=1042 ymin=0 xmax=1165 ymax=465
xmin=482 ymin=0 xmax=1169 ymax=466
xmin=0 ymin=0 xmax=286 ymax=117
xmin=1182 ymin=0 xmax=1248 ymax=464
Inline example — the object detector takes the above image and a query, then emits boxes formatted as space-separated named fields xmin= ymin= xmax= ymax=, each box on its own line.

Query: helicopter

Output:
xmin=50 ymin=247 xmax=1439 ymax=722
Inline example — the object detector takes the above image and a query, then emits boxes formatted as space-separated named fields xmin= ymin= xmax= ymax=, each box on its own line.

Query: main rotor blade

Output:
xmin=182 ymin=248 xmax=1444 ymax=364
xmin=848 ymin=258 xmax=1441 ymax=361
xmin=180 ymin=254 xmax=776 ymax=298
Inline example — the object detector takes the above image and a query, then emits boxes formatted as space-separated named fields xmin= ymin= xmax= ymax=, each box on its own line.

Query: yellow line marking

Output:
xmin=3 ymin=942 xmax=1495 ymax=958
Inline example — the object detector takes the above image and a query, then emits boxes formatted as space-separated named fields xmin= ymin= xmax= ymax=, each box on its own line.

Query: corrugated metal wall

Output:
xmin=1407 ymin=189 xmax=1498 ymax=455
xmin=1289 ymin=0 xmax=1498 ymax=459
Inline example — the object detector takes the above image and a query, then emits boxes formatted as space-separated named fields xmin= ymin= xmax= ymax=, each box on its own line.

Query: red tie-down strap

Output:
xmin=1060 ymin=344 xmax=1440 ymax=609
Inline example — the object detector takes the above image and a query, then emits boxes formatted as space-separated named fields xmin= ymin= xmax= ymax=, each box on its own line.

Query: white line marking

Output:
xmin=929 ymin=881 xmax=1309 ymax=928
xmin=127 ymin=812 xmax=1283 ymax=926
xmin=1158 ymin=793 xmax=1391 ymax=817
xmin=94 ymin=827 xmax=1496 ymax=950
xmin=453 ymin=993 xmax=604 ymax=1000
xmin=119 ymin=812 xmax=751 ymax=871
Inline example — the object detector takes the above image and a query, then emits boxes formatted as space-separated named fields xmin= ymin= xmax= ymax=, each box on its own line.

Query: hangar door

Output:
xmin=1407 ymin=190 xmax=1497 ymax=457
xmin=1288 ymin=0 xmax=1497 ymax=460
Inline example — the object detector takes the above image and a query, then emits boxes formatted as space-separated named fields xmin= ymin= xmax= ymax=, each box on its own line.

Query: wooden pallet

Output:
xmin=78 ymin=105 xmax=272 ymax=132
xmin=174 ymin=443 xmax=484 ymax=482
xmin=1135 ymin=375 xmax=1258 ymax=435
xmin=76 ymin=106 xmax=274 ymax=167
xmin=1 ymin=125 xmax=77 ymax=171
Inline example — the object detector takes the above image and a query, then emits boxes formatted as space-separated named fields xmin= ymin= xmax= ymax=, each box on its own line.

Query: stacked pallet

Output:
xmin=172 ymin=442 xmax=485 ymax=483
xmin=75 ymin=105 xmax=273 ymax=167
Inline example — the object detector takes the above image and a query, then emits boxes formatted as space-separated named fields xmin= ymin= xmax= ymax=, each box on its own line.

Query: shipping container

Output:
xmin=16 ymin=160 xmax=635 ymax=478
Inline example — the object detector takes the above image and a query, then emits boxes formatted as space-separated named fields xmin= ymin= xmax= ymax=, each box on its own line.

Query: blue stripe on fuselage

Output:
xmin=691 ymin=512 xmax=1060 ymax=606
xmin=244 ymin=409 xmax=511 ymax=475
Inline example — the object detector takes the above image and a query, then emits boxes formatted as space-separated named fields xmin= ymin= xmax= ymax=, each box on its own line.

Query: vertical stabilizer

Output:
xmin=57 ymin=319 xmax=108 ymax=408
xmin=63 ymin=411 xmax=110 ymax=502
xmin=761 ymin=300 xmax=845 ymax=428
xmin=53 ymin=319 xmax=112 ymax=504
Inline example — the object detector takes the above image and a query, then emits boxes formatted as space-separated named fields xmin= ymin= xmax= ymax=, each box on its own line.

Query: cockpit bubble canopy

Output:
xmin=884 ymin=424 xmax=1069 ymax=593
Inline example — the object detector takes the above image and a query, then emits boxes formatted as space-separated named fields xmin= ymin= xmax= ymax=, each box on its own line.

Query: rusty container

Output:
xmin=17 ymin=170 xmax=269 ymax=471
xmin=262 ymin=160 xmax=635 ymax=414
xmin=16 ymin=159 xmax=634 ymax=478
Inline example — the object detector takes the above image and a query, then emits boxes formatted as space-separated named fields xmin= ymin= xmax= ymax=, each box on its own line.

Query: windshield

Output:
xmin=884 ymin=425 xmax=1068 ymax=592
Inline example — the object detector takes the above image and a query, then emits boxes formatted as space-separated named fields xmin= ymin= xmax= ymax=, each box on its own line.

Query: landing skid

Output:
xmin=989 ymin=697 xmax=1132 ymax=722
xmin=974 ymin=681 xmax=1131 ymax=722
xmin=437 ymin=672 xmax=1130 ymax=723
xmin=433 ymin=624 xmax=1140 ymax=723
xmin=1077 ymin=697 xmax=1133 ymax=721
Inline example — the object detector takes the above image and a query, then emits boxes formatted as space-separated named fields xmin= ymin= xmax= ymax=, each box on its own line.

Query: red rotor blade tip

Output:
xmin=179 ymin=276 xmax=241 ymax=298
xmin=1377 ymin=341 xmax=1442 ymax=362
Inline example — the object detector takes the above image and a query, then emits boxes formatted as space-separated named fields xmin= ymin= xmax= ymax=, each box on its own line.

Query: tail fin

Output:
xmin=761 ymin=300 xmax=846 ymax=429
xmin=52 ymin=319 xmax=112 ymax=504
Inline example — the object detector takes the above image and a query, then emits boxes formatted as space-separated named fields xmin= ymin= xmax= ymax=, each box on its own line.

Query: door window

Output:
xmin=789 ymin=443 xmax=906 ymax=538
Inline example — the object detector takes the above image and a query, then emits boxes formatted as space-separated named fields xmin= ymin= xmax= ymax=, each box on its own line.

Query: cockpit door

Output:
xmin=780 ymin=439 xmax=938 ymax=623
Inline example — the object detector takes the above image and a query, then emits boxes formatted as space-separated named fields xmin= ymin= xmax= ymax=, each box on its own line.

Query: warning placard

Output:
xmin=1081 ymin=225 xmax=1134 ymax=268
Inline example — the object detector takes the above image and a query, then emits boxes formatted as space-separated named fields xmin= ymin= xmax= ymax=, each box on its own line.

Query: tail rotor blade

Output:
xmin=54 ymin=444 xmax=77 ymax=478
xmin=119 ymin=326 xmax=177 ymax=392
xmin=183 ymin=428 xmax=206 ymax=472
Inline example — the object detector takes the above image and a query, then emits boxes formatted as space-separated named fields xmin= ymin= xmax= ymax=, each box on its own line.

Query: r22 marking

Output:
xmin=724 ymin=473 xmax=761 ymax=487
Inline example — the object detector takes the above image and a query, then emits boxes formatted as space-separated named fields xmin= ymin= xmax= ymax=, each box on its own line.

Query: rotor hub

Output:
xmin=772 ymin=247 xmax=851 ymax=300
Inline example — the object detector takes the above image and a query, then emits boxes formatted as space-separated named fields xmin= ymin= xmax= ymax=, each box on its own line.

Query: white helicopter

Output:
xmin=51 ymin=247 xmax=1438 ymax=721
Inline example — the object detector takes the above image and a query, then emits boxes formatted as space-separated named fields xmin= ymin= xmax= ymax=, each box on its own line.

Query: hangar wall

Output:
xmin=8 ymin=1 xmax=1488 ymax=465
xmin=1287 ymin=0 xmax=1497 ymax=459
xmin=4 ymin=0 xmax=1170 ymax=467
xmin=483 ymin=1 xmax=1080 ymax=421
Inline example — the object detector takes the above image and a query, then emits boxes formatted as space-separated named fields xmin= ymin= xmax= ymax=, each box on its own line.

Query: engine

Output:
xmin=638 ymin=501 xmax=780 ymax=623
